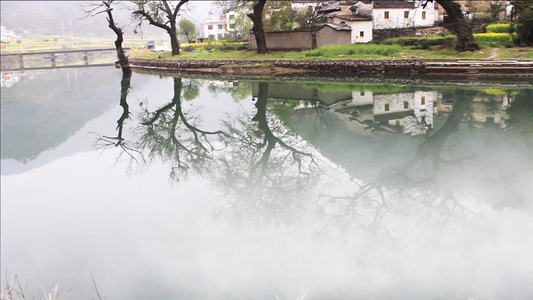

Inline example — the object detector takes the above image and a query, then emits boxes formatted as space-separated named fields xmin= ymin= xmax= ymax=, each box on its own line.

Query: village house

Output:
xmin=249 ymin=23 xmax=352 ymax=50
xmin=1 ymin=25 xmax=22 ymax=41
xmin=199 ymin=12 xmax=229 ymax=41
xmin=318 ymin=0 xmax=438 ymax=41
xmin=290 ymin=1 xmax=441 ymax=42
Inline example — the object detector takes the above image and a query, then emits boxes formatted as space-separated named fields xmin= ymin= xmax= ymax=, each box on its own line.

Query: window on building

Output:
xmin=360 ymin=31 xmax=364 ymax=38
xmin=404 ymin=11 xmax=409 ymax=19
xmin=384 ymin=11 xmax=390 ymax=19
xmin=229 ymin=15 xmax=235 ymax=19
xmin=422 ymin=11 xmax=426 ymax=20
xmin=404 ymin=101 xmax=409 ymax=109
xmin=361 ymin=91 xmax=365 ymax=96
xmin=385 ymin=103 xmax=390 ymax=111
xmin=208 ymin=25 xmax=213 ymax=30
xmin=230 ymin=23 xmax=235 ymax=29
xmin=421 ymin=96 xmax=426 ymax=105
xmin=218 ymin=24 xmax=223 ymax=30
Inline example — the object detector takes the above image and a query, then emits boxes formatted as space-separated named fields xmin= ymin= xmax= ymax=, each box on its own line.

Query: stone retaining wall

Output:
xmin=129 ymin=58 xmax=533 ymax=79
xmin=129 ymin=58 xmax=426 ymax=76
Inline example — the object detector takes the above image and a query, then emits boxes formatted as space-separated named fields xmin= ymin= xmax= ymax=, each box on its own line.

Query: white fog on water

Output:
xmin=1 ymin=1 xmax=533 ymax=299
xmin=2 ymin=68 xmax=532 ymax=299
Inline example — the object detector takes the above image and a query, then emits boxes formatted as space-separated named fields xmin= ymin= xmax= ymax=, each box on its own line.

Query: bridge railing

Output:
xmin=0 ymin=48 xmax=131 ymax=71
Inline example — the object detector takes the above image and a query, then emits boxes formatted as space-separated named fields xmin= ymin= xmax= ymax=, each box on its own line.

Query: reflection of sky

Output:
xmin=2 ymin=74 xmax=533 ymax=299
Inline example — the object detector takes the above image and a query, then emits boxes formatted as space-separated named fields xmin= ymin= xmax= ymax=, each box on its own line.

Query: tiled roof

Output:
xmin=318 ymin=2 xmax=341 ymax=12
xmin=319 ymin=22 xmax=353 ymax=31
xmin=373 ymin=1 xmax=414 ymax=9
xmin=334 ymin=14 xmax=372 ymax=21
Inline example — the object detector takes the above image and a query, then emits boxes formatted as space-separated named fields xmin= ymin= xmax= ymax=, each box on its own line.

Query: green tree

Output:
xmin=511 ymin=0 xmax=533 ymax=45
xmin=179 ymin=19 xmax=197 ymax=43
xmin=263 ymin=1 xmax=291 ymax=32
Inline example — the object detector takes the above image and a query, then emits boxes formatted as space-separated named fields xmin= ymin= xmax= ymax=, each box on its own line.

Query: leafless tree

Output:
xmin=83 ymin=0 xmax=131 ymax=74
xmin=423 ymin=0 xmax=480 ymax=51
xmin=217 ymin=0 xmax=269 ymax=54
xmin=131 ymin=0 xmax=189 ymax=56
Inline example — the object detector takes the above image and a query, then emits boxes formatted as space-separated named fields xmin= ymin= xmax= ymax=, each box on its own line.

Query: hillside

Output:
xmin=0 ymin=1 xmax=161 ymax=38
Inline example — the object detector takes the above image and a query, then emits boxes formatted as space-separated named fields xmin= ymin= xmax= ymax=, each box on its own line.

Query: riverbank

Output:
xmin=129 ymin=57 xmax=533 ymax=79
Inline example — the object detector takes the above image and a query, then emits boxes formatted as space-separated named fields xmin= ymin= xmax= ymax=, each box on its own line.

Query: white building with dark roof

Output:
xmin=200 ymin=12 xmax=228 ymax=41
xmin=330 ymin=14 xmax=373 ymax=43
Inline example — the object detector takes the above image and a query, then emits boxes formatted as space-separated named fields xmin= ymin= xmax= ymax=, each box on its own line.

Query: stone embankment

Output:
xmin=129 ymin=58 xmax=533 ymax=79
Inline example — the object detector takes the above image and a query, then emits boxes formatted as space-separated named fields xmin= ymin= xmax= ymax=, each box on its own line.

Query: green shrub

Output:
xmin=383 ymin=36 xmax=456 ymax=47
xmin=474 ymin=33 xmax=515 ymax=45
xmin=486 ymin=22 xmax=512 ymax=33
xmin=303 ymin=44 xmax=402 ymax=57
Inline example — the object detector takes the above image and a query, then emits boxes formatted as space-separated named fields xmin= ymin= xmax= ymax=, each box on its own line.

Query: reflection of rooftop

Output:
xmin=252 ymin=82 xmax=352 ymax=105
xmin=374 ymin=110 xmax=414 ymax=122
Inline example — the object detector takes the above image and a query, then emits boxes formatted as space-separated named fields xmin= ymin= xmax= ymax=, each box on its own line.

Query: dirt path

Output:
xmin=489 ymin=48 xmax=499 ymax=59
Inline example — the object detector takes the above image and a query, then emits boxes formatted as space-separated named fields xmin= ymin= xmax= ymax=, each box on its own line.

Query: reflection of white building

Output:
xmin=331 ymin=90 xmax=438 ymax=136
xmin=207 ymin=80 xmax=235 ymax=88
xmin=1 ymin=72 xmax=24 ymax=88
xmin=470 ymin=94 xmax=510 ymax=126
xmin=374 ymin=91 xmax=437 ymax=135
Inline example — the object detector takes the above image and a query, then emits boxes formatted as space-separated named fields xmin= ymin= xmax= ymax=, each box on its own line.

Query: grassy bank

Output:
xmin=129 ymin=43 xmax=533 ymax=61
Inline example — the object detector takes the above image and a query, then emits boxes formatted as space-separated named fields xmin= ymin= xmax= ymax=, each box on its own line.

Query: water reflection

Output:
xmin=6 ymin=70 xmax=530 ymax=299
xmin=97 ymin=76 xmax=533 ymax=226
xmin=213 ymin=82 xmax=322 ymax=226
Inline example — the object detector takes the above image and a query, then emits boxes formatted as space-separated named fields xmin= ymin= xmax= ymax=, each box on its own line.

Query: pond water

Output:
xmin=1 ymin=67 xmax=533 ymax=299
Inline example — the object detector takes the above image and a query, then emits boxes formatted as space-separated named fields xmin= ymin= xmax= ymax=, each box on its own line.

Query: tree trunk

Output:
xmin=105 ymin=5 xmax=131 ymax=74
xmin=169 ymin=22 xmax=181 ymax=56
xmin=248 ymin=0 xmax=268 ymax=54
xmin=116 ymin=71 xmax=131 ymax=140
xmin=436 ymin=0 xmax=480 ymax=51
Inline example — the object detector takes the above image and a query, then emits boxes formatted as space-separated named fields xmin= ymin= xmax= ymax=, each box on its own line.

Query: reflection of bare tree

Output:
xmin=321 ymin=90 xmax=477 ymax=233
xmin=93 ymin=71 xmax=144 ymax=166
xmin=137 ymin=77 xmax=227 ymax=181
xmin=214 ymin=82 xmax=322 ymax=226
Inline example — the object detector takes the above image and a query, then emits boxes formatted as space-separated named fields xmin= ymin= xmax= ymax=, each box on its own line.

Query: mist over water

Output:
xmin=1 ymin=68 xmax=532 ymax=299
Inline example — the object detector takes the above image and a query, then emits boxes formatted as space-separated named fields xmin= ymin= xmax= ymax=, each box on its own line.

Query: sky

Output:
xmin=186 ymin=0 xmax=220 ymax=23
xmin=0 ymin=1 xmax=221 ymax=38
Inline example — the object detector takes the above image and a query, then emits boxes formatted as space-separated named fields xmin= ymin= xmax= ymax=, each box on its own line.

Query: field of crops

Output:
xmin=0 ymin=34 xmax=167 ymax=53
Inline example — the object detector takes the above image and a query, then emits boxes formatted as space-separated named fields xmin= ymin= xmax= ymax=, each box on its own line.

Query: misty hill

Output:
xmin=0 ymin=1 xmax=161 ymax=38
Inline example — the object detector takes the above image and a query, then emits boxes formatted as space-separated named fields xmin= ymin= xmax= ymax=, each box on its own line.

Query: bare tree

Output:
xmin=423 ymin=0 xmax=480 ymax=51
xmin=131 ymin=0 xmax=189 ymax=55
xmin=248 ymin=0 xmax=268 ymax=54
xmin=217 ymin=0 xmax=269 ymax=54
xmin=83 ymin=0 xmax=131 ymax=74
